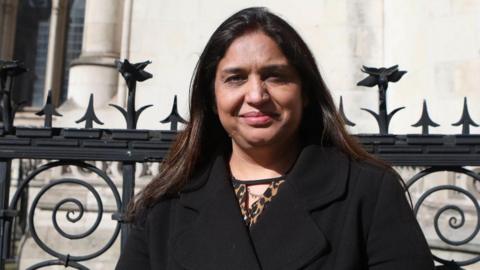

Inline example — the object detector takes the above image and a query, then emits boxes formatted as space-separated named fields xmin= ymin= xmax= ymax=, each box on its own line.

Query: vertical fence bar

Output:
xmin=120 ymin=162 xmax=135 ymax=251
xmin=10 ymin=159 xmax=27 ymax=261
xmin=0 ymin=160 xmax=11 ymax=270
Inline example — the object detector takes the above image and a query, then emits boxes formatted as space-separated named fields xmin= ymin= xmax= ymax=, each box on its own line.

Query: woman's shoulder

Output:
xmin=129 ymin=158 xmax=217 ymax=228
xmin=131 ymin=194 xmax=180 ymax=229
xmin=348 ymin=156 xmax=406 ymax=200
xmin=308 ymin=145 xmax=401 ymax=188
xmin=347 ymin=150 xmax=399 ymax=180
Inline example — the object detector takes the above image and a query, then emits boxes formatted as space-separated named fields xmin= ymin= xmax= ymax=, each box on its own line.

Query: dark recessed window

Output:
xmin=12 ymin=0 xmax=52 ymax=107
xmin=12 ymin=0 xmax=85 ymax=108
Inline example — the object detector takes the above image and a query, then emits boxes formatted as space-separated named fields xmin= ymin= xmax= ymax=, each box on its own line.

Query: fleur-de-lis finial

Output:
xmin=0 ymin=60 xmax=28 ymax=80
xmin=357 ymin=65 xmax=407 ymax=90
xmin=115 ymin=59 xmax=152 ymax=87
xmin=357 ymin=65 xmax=407 ymax=134
xmin=0 ymin=60 xmax=28 ymax=133
xmin=110 ymin=59 xmax=153 ymax=129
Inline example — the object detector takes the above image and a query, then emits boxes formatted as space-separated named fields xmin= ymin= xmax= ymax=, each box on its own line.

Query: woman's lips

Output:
xmin=240 ymin=111 xmax=277 ymax=126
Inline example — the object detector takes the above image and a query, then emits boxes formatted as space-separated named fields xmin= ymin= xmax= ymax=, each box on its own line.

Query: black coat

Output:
xmin=116 ymin=145 xmax=435 ymax=270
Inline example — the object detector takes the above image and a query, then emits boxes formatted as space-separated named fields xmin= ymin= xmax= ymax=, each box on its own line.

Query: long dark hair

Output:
xmin=128 ymin=7 xmax=380 ymax=218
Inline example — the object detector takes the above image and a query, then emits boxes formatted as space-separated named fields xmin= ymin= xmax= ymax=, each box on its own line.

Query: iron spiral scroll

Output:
xmin=6 ymin=161 xmax=122 ymax=269
xmin=406 ymin=167 xmax=480 ymax=268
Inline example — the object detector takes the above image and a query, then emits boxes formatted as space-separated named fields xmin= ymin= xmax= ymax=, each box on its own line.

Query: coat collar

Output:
xmin=286 ymin=144 xmax=351 ymax=210
xmin=173 ymin=144 xmax=350 ymax=270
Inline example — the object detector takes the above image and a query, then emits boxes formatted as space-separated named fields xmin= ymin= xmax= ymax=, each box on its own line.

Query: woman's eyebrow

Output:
xmin=219 ymin=64 xmax=293 ymax=75
xmin=259 ymin=64 xmax=293 ymax=73
xmin=220 ymin=67 xmax=245 ymax=74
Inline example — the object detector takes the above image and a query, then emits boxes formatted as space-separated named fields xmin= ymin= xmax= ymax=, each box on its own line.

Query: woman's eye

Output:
xmin=266 ymin=74 xmax=287 ymax=83
xmin=225 ymin=75 xmax=245 ymax=84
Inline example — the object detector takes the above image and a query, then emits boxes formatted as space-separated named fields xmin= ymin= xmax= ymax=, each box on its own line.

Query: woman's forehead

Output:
xmin=216 ymin=32 xmax=290 ymax=72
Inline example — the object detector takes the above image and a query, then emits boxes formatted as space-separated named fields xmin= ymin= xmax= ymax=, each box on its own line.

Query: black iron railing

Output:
xmin=0 ymin=60 xmax=478 ymax=269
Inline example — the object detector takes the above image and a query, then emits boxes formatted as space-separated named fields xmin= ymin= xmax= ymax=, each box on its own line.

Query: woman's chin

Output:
xmin=233 ymin=136 xmax=281 ymax=150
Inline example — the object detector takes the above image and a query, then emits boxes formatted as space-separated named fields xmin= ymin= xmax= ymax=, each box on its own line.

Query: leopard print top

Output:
xmin=232 ymin=179 xmax=285 ymax=227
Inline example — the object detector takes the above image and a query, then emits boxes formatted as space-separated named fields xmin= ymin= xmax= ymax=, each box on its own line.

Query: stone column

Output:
xmin=117 ymin=0 xmax=133 ymax=107
xmin=67 ymin=0 xmax=122 ymax=107
xmin=44 ymin=0 xmax=68 ymax=105
xmin=0 ymin=0 xmax=18 ymax=60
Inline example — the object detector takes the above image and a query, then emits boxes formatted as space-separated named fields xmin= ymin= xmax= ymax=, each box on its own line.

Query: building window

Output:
xmin=12 ymin=0 xmax=85 ymax=108
xmin=12 ymin=0 xmax=51 ymax=107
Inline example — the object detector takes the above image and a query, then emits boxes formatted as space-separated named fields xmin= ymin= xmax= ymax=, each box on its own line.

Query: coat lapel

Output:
xmin=172 ymin=155 xmax=262 ymax=270
xmin=172 ymin=145 xmax=350 ymax=270
xmin=248 ymin=145 xmax=350 ymax=270
xmin=249 ymin=181 xmax=330 ymax=270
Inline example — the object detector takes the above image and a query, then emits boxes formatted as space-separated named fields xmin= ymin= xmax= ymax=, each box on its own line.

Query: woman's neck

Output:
xmin=229 ymin=140 xmax=301 ymax=180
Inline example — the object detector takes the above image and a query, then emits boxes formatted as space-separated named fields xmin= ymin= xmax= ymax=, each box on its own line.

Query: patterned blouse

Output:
xmin=232 ymin=178 xmax=285 ymax=227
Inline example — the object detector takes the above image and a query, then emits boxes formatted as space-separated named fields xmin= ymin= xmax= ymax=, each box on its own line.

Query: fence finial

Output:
xmin=0 ymin=60 xmax=28 ymax=133
xmin=412 ymin=100 xmax=439 ymax=135
xmin=339 ymin=96 xmax=355 ymax=127
xmin=357 ymin=65 xmax=407 ymax=134
xmin=35 ymin=90 xmax=62 ymax=128
xmin=452 ymin=97 xmax=478 ymax=135
xmin=110 ymin=59 xmax=153 ymax=129
xmin=75 ymin=94 xmax=104 ymax=128
xmin=160 ymin=95 xmax=187 ymax=131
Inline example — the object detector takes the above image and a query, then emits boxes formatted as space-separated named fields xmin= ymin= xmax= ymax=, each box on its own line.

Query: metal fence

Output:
xmin=0 ymin=60 xmax=478 ymax=269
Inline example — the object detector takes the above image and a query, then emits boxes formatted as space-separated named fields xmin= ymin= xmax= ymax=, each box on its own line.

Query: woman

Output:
xmin=116 ymin=7 xmax=434 ymax=270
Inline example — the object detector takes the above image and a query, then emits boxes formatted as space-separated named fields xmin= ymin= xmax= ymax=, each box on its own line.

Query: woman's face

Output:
xmin=214 ymin=31 xmax=304 ymax=151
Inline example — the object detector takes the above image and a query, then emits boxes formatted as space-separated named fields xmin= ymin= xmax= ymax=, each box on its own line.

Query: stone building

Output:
xmin=0 ymin=0 xmax=479 ymax=269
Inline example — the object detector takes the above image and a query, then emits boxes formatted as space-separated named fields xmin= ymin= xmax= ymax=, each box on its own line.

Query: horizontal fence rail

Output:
xmin=0 ymin=60 xmax=478 ymax=269
xmin=0 ymin=132 xmax=477 ymax=165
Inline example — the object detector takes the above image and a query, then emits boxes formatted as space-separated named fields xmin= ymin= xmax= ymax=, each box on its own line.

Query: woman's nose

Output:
xmin=245 ymin=78 xmax=269 ymax=104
